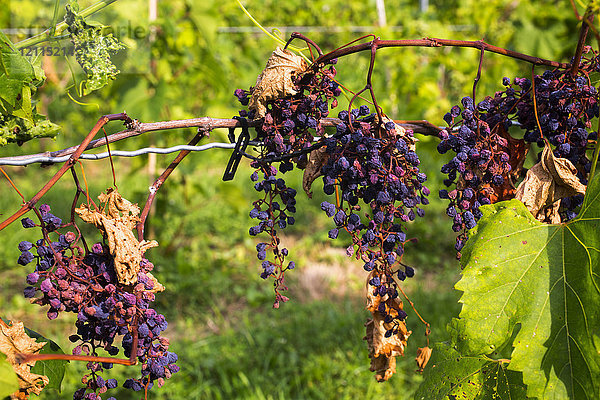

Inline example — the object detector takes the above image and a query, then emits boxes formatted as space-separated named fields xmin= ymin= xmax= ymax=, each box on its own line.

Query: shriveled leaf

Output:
xmin=76 ymin=188 xmax=158 ymax=285
xmin=364 ymin=273 xmax=410 ymax=382
xmin=452 ymin=173 xmax=600 ymax=399
xmin=248 ymin=47 xmax=307 ymax=118
xmin=65 ymin=2 xmax=125 ymax=95
xmin=0 ymin=320 xmax=49 ymax=398
xmin=415 ymin=346 xmax=432 ymax=373
xmin=302 ymin=147 xmax=329 ymax=197
xmin=145 ymin=272 xmax=165 ymax=293
xmin=379 ymin=115 xmax=416 ymax=151
xmin=515 ymin=144 xmax=586 ymax=221
xmin=0 ymin=353 xmax=19 ymax=398
xmin=415 ymin=342 xmax=527 ymax=400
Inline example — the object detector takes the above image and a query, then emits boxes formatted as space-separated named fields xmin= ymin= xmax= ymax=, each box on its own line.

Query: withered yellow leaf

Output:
xmin=364 ymin=272 xmax=410 ymax=381
xmin=248 ymin=48 xmax=308 ymax=118
xmin=515 ymin=144 xmax=586 ymax=222
xmin=76 ymin=188 xmax=158 ymax=285
xmin=415 ymin=346 xmax=432 ymax=373
xmin=302 ymin=147 xmax=329 ymax=198
xmin=0 ymin=321 xmax=48 ymax=398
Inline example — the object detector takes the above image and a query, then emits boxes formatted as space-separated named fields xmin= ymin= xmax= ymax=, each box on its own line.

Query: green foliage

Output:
xmin=24 ymin=325 xmax=68 ymax=392
xmin=0 ymin=32 xmax=58 ymax=146
xmin=65 ymin=1 xmax=125 ymax=95
xmin=431 ymin=175 xmax=600 ymax=399
xmin=0 ymin=352 xmax=19 ymax=398
xmin=415 ymin=342 xmax=527 ymax=400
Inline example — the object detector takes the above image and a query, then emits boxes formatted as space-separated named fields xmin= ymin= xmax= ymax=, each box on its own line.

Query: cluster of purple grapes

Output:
xmin=248 ymin=165 xmax=297 ymax=307
xmin=234 ymin=58 xmax=340 ymax=307
xmin=320 ymin=107 xmax=428 ymax=336
xmin=17 ymin=205 xmax=178 ymax=399
xmin=437 ymin=95 xmax=513 ymax=256
xmin=510 ymin=60 xmax=599 ymax=217
xmin=437 ymin=55 xmax=600 ymax=247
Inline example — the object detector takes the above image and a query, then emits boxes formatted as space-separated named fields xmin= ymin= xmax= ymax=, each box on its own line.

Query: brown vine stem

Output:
xmin=284 ymin=32 xmax=323 ymax=58
xmin=136 ymin=128 xmax=211 ymax=240
xmin=313 ymin=37 xmax=569 ymax=69
xmin=367 ymin=40 xmax=384 ymax=136
xmin=0 ymin=167 xmax=25 ymax=203
xmin=0 ymin=118 xmax=440 ymax=165
xmin=0 ymin=113 xmax=130 ymax=232
xmin=472 ymin=45 xmax=485 ymax=102
xmin=570 ymin=12 xmax=594 ymax=77
xmin=396 ymin=285 xmax=430 ymax=344
xmin=569 ymin=0 xmax=581 ymax=20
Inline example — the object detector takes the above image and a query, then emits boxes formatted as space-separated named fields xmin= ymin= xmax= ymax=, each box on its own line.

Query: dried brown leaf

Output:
xmin=515 ymin=144 xmax=586 ymax=222
xmin=76 ymin=188 xmax=159 ymax=285
xmin=415 ymin=346 xmax=432 ymax=373
xmin=302 ymin=147 xmax=329 ymax=198
xmin=145 ymin=272 xmax=165 ymax=293
xmin=364 ymin=272 xmax=410 ymax=382
xmin=0 ymin=321 xmax=48 ymax=398
xmin=248 ymin=48 xmax=308 ymax=118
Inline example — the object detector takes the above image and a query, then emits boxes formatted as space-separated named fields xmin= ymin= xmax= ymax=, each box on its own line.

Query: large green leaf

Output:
xmin=0 ymin=352 xmax=19 ymax=398
xmin=451 ymin=175 xmax=600 ymax=399
xmin=415 ymin=342 xmax=527 ymax=400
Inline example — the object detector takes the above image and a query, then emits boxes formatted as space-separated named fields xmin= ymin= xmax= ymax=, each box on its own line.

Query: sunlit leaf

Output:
xmin=415 ymin=342 xmax=527 ymax=400
xmin=451 ymin=175 xmax=600 ymax=399
xmin=0 ymin=352 xmax=19 ymax=398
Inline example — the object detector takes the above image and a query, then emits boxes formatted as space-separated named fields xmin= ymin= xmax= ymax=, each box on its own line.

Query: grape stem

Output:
xmin=570 ymin=11 xmax=594 ymax=77
xmin=0 ymin=167 xmax=25 ymax=203
xmin=14 ymin=0 xmax=119 ymax=49
xmin=312 ymin=37 xmax=569 ymax=69
xmin=396 ymin=285 xmax=431 ymax=346
xmin=472 ymin=46 xmax=485 ymax=102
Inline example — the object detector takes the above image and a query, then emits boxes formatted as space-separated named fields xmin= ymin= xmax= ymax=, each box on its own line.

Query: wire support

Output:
xmin=0 ymin=143 xmax=237 ymax=166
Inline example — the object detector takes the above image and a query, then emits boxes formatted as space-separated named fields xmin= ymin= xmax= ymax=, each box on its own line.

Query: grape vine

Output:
xmin=1 ymin=2 xmax=600 ymax=400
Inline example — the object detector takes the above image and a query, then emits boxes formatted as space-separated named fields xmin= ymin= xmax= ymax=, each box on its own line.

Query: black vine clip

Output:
xmin=223 ymin=116 xmax=250 ymax=181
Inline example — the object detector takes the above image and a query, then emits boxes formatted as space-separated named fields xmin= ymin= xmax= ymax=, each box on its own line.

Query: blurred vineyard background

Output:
xmin=0 ymin=0 xmax=583 ymax=398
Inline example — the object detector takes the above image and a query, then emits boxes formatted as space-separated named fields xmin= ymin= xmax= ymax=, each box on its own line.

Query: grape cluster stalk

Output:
xmin=17 ymin=204 xmax=178 ymax=400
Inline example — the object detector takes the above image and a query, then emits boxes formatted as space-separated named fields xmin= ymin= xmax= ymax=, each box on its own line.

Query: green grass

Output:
xmin=25 ymin=283 xmax=459 ymax=400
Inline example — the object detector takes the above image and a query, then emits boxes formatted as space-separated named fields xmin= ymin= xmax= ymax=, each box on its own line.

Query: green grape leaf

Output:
xmin=25 ymin=326 xmax=68 ymax=392
xmin=451 ymin=174 xmax=600 ymax=399
xmin=65 ymin=1 xmax=125 ymax=95
xmin=0 ymin=112 xmax=60 ymax=146
xmin=0 ymin=352 xmax=19 ymax=398
xmin=415 ymin=342 xmax=527 ymax=400
xmin=0 ymin=32 xmax=58 ymax=145
xmin=0 ymin=31 xmax=39 ymax=124
xmin=10 ymin=86 xmax=33 ymax=122
xmin=0 ymin=32 xmax=37 ymax=83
